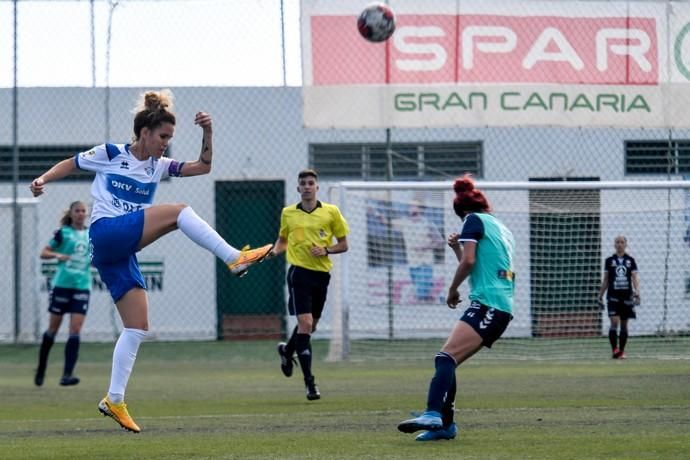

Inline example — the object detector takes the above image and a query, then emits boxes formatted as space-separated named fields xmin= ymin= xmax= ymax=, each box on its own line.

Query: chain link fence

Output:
xmin=2 ymin=1 xmax=690 ymax=355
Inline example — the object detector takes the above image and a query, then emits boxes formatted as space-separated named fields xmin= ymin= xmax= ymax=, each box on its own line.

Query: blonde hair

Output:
xmin=131 ymin=89 xmax=176 ymax=141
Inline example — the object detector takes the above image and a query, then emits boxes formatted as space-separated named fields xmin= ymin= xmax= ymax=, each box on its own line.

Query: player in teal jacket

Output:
xmin=398 ymin=175 xmax=516 ymax=441
xmin=35 ymin=201 xmax=92 ymax=387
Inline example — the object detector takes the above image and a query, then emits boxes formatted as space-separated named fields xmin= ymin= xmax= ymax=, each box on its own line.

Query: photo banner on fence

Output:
xmin=301 ymin=0 xmax=690 ymax=128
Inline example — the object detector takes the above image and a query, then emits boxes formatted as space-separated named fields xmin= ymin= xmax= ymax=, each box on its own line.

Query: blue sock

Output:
xmin=441 ymin=374 xmax=456 ymax=426
xmin=63 ymin=335 xmax=80 ymax=376
xmin=426 ymin=352 xmax=456 ymax=414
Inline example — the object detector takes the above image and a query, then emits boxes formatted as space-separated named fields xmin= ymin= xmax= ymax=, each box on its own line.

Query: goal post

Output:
xmin=0 ymin=198 xmax=41 ymax=343
xmin=326 ymin=180 xmax=690 ymax=361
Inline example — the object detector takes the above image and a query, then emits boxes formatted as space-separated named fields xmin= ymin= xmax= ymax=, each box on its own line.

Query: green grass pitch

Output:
xmin=1 ymin=341 xmax=688 ymax=459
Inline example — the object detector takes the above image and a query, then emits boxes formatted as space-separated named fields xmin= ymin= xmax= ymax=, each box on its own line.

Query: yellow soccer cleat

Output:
xmin=227 ymin=243 xmax=274 ymax=277
xmin=98 ymin=396 xmax=141 ymax=433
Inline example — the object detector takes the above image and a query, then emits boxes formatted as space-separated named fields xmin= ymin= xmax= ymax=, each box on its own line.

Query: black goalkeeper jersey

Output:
xmin=603 ymin=253 xmax=638 ymax=301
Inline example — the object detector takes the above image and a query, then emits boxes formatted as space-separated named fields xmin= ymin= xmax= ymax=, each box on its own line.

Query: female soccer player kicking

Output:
xmin=397 ymin=175 xmax=516 ymax=441
xmin=30 ymin=90 xmax=272 ymax=432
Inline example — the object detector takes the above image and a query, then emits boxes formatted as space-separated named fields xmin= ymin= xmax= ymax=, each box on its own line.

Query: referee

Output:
xmin=269 ymin=169 xmax=349 ymax=400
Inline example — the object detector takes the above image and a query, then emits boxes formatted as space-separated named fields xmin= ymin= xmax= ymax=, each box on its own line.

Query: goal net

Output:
xmin=0 ymin=198 xmax=41 ymax=343
xmin=324 ymin=181 xmax=690 ymax=361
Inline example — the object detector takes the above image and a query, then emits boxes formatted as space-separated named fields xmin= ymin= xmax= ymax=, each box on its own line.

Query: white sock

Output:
xmin=108 ymin=328 xmax=147 ymax=403
xmin=177 ymin=206 xmax=240 ymax=263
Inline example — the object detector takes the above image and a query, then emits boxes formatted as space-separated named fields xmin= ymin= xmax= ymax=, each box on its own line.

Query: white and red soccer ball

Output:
xmin=357 ymin=2 xmax=396 ymax=43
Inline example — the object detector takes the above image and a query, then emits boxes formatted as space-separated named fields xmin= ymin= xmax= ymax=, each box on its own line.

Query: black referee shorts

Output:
xmin=287 ymin=265 xmax=331 ymax=319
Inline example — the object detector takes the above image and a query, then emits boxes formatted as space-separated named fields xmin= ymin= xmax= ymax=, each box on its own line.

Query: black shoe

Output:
xmin=34 ymin=366 xmax=46 ymax=387
xmin=59 ymin=375 xmax=80 ymax=386
xmin=277 ymin=342 xmax=297 ymax=377
xmin=305 ymin=376 xmax=320 ymax=401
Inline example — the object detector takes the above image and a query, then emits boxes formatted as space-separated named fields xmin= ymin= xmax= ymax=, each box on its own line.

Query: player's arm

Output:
xmin=325 ymin=235 xmax=348 ymax=255
xmin=631 ymin=271 xmax=641 ymax=304
xmin=40 ymin=245 xmax=69 ymax=261
xmin=180 ymin=112 xmax=213 ymax=177
xmin=447 ymin=232 xmax=462 ymax=263
xmin=30 ymin=157 xmax=78 ymax=197
xmin=269 ymin=236 xmax=289 ymax=258
xmin=446 ymin=241 xmax=476 ymax=308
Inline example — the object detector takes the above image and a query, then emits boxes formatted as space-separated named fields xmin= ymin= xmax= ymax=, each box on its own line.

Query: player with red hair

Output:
xmin=398 ymin=175 xmax=516 ymax=441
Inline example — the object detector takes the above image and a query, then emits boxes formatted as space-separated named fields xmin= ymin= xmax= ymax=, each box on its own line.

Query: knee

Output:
xmin=123 ymin=320 xmax=148 ymax=331
xmin=172 ymin=203 xmax=188 ymax=220
xmin=298 ymin=320 xmax=313 ymax=334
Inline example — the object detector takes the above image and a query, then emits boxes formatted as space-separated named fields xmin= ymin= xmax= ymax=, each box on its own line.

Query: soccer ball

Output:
xmin=357 ymin=3 xmax=396 ymax=43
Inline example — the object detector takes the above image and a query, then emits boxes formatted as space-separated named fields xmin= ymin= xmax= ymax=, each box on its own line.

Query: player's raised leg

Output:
xmin=141 ymin=204 xmax=272 ymax=277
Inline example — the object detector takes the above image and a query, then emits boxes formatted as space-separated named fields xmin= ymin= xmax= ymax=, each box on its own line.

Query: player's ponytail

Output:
xmin=132 ymin=89 xmax=176 ymax=141
xmin=452 ymin=174 xmax=490 ymax=218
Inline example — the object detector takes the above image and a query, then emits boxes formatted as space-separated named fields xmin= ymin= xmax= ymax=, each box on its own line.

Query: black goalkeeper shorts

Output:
xmin=607 ymin=300 xmax=636 ymax=320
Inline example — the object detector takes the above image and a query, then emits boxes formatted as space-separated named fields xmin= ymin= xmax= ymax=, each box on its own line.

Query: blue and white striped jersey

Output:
xmin=75 ymin=143 xmax=184 ymax=223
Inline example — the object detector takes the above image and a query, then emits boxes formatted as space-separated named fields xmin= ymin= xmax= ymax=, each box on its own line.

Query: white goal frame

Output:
xmin=0 ymin=198 xmax=41 ymax=343
xmin=327 ymin=180 xmax=690 ymax=361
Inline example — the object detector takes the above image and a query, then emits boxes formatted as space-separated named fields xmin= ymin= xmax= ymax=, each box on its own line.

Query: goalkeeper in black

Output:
xmin=598 ymin=235 xmax=640 ymax=359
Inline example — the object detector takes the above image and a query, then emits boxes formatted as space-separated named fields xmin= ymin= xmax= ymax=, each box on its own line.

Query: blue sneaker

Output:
xmin=416 ymin=422 xmax=458 ymax=441
xmin=397 ymin=411 xmax=443 ymax=433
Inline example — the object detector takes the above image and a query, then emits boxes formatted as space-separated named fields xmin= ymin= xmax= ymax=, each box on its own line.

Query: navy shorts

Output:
xmin=287 ymin=265 xmax=331 ymax=319
xmin=607 ymin=299 xmax=637 ymax=320
xmin=459 ymin=301 xmax=512 ymax=348
xmin=48 ymin=287 xmax=90 ymax=315
xmin=90 ymin=211 xmax=146 ymax=302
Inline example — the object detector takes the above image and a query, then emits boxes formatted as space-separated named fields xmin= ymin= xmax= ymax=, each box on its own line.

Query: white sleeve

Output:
xmin=74 ymin=144 xmax=110 ymax=173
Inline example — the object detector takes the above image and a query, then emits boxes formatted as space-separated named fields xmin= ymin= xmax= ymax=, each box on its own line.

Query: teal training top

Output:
xmin=49 ymin=225 xmax=92 ymax=291
xmin=458 ymin=213 xmax=515 ymax=314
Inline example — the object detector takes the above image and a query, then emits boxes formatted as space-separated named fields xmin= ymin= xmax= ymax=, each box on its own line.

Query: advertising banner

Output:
xmin=302 ymin=0 xmax=690 ymax=128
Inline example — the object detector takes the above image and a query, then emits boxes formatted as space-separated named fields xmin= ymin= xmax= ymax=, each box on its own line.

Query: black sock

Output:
xmin=608 ymin=328 xmax=618 ymax=350
xmin=619 ymin=327 xmax=628 ymax=352
xmin=38 ymin=332 xmax=55 ymax=371
xmin=441 ymin=373 xmax=456 ymax=427
xmin=426 ymin=352 xmax=456 ymax=414
xmin=295 ymin=333 xmax=312 ymax=380
xmin=284 ymin=326 xmax=298 ymax=357
xmin=63 ymin=335 xmax=80 ymax=376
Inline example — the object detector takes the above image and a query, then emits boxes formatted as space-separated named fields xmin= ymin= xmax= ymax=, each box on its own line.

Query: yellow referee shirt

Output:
xmin=279 ymin=201 xmax=349 ymax=272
